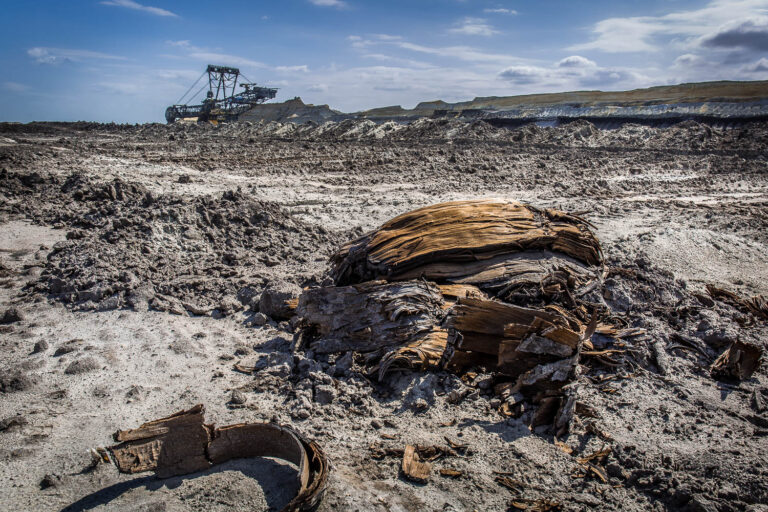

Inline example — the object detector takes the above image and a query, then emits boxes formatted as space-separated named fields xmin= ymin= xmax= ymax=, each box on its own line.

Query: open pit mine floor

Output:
xmin=0 ymin=119 xmax=767 ymax=512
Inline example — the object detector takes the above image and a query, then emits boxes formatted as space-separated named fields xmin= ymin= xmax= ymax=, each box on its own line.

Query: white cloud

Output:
xmin=164 ymin=41 xmax=267 ymax=70
xmin=100 ymin=0 xmax=177 ymax=17
xmin=187 ymin=52 xmax=266 ymax=69
xmin=374 ymin=34 xmax=403 ymax=41
xmin=571 ymin=0 xmax=768 ymax=53
xmin=308 ymin=0 xmax=346 ymax=7
xmin=557 ymin=55 xmax=597 ymax=68
xmin=499 ymin=58 xmax=644 ymax=89
xmin=276 ymin=65 xmax=310 ymax=73
xmin=673 ymin=53 xmax=708 ymax=68
xmin=743 ymin=56 xmax=768 ymax=72
xmin=27 ymin=47 xmax=127 ymax=64
xmin=3 ymin=81 xmax=28 ymax=92
xmin=483 ymin=8 xmax=517 ymax=15
xmin=347 ymin=34 xmax=524 ymax=65
xmin=448 ymin=17 xmax=499 ymax=37
xmin=396 ymin=42 xmax=521 ymax=64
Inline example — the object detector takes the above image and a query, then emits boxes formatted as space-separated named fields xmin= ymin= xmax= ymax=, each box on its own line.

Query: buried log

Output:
xmin=105 ymin=405 xmax=328 ymax=512
xmin=297 ymin=200 xmax=635 ymax=432
xmin=330 ymin=199 xmax=603 ymax=286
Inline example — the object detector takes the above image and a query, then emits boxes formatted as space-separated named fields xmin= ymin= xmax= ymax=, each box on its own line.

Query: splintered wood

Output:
xmin=297 ymin=199 xmax=619 ymax=430
xmin=107 ymin=405 xmax=329 ymax=512
xmin=711 ymin=340 xmax=763 ymax=381
xmin=331 ymin=200 xmax=602 ymax=286
xmin=402 ymin=445 xmax=432 ymax=483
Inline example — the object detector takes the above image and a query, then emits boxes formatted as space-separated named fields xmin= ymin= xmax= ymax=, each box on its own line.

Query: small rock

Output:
xmin=371 ymin=419 xmax=383 ymax=429
xmin=234 ymin=344 xmax=250 ymax=356
xmin=689 ymin=494 xmax=718 ymax=512
xmin=65 ymin=357 xmax=100 ymax=375
xmin=0 ymin=372 xmax=35 ymax=393
xmin=335 ymin=352 xmax=353 ymax=373
xmin=0 ymin=307 xmax=24 ymax=324
xmin=606 ymin=462 xmax=625 ymax=479
xmin=126 ymin=385 xmax=148 ymax=402
xmin=229 ymin=390 xmax=247 ymax=405
xmin=251 ymin=312 xmax=269 ymax=326
xmin=259 ymin=282 xmax=301 ymax=320
xmin=752 ymin=389 xmax=766 ymax=413
xmin=54 ymin=344 xmax=79 ymax=357
xmin=217 ymin=297 xmax=242 ymax=316
xmin=314 ymin=385 xmax=336 ymax=405
xmin=293 ymin=408 xmax=311 ymax=420
xmin=412 ymin=398 xmax=428 ymax=410
xmin=32 ymin=340 xmax=49 ymax=354
xmin=40 ymin=473 xmax=61 ymax=490
xmin=236 ymin=286 xmax=260 ymax=309
xmin=474 ymin=374 xmax=494 ymax=390
xmin=0 ymin=416 xmax=28 ymax=432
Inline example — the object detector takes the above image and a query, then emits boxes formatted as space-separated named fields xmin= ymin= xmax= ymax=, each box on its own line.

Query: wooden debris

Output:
xmin=573 ymin=447 xmax=611 ymax=484
xmin=439 ymin=468 xmax=463 ymax=478
xmin=707 ymin=284 xmax=768 ymax=321
xmin=107 ymin=405 xmax=329 ymax=512
xmin=402 ymin=445 xmax=432 ymax=483
xmin=554 ymin=440 xmax=574 ymax=455
xmin=377 ymin=329 xmax=449 ymax=379
xmin=496 ymin=475 xmax=523 ymax=492
xmin=510 ymin=498 xmax=561 ymax=511
xmin=330 ymin=200 xmax=603 ymax=286
xmin=711 ymin=340 xmax=763 ymax=381
xmin=297 ymin=280 xmax=444 ymax=355
xmin=295 ymin=200 xmax=641 ymax=432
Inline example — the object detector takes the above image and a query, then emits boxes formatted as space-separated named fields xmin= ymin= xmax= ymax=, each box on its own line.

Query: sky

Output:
xmin=1 ymin=0 xmax=767 ymax=123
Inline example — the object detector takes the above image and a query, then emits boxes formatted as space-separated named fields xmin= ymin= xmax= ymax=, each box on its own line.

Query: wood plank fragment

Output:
xmin=402 ymin=444 xmax=432 ymax=483
xmin=107 ymin=405 xmax=329 ymax=512
xmin=331 ymin=200 xmax=602 ymax=285
xmin=711 ymin=340 xmax=763 ymax=381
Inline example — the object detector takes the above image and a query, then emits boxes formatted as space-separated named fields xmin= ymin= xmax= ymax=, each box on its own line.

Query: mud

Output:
xmin=0 ymin=119 xmax=767 ymax=512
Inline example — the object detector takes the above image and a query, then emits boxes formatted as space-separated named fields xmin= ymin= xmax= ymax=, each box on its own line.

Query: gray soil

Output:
xmin=0 ymin=118 xmax=767 ymax=512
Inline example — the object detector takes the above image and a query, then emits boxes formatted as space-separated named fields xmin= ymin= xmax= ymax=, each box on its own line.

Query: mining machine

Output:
xmin=165 ymin=65 xmax=277 ymax=124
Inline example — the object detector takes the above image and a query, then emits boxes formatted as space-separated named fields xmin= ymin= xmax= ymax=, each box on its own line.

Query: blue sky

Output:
xmin=1 ymin=0 xmax=767 ymax=122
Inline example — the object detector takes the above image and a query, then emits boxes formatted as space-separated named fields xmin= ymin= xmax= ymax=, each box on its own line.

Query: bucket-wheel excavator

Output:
xmin=165 ymin=65 xmax=277 ymax=124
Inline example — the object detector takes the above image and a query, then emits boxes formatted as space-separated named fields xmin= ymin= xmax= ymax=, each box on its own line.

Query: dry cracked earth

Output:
xmin=0 ymin=118 xmax=767 ymax=512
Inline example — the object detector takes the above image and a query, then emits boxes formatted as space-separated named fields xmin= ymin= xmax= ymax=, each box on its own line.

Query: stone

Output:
xmin=251 ymin=312 xmax=268 ymax=326
xmin=32 ymin=340 xmax=49 ymax=354
xmin=0 ymin=307 xmax=24 ymax=324
xmin=0 ymin=372 xmax=35 ymax=393
xmin=40 ymin=474 xmax=61 ymax=490
xmin=64 ymin=357 xmax=100 ymax=375
xmin=314 ymin=385 xmax=336 ymax=405
xmin=229 ymin=390 xmax=247 ymax=405
xmin=259 ymin=282 xmax=301 ymax=320
xmin=689 ymin=494 xmax=718 ymax=512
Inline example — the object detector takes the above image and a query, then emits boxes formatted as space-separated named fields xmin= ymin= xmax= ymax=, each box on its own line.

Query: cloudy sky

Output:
xmin=1 ymin=0 xmax=767 ymax=122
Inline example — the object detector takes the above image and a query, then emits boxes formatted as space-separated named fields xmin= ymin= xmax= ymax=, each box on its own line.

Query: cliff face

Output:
xmin=238 ymin=81 xmax=768 ymax=125
xmin=359 ymin=80 xmax=768 ymax=120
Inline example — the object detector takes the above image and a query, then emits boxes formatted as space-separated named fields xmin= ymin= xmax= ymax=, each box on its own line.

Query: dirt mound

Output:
xmin=1 ymin=171 xmax=342 ymax=313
